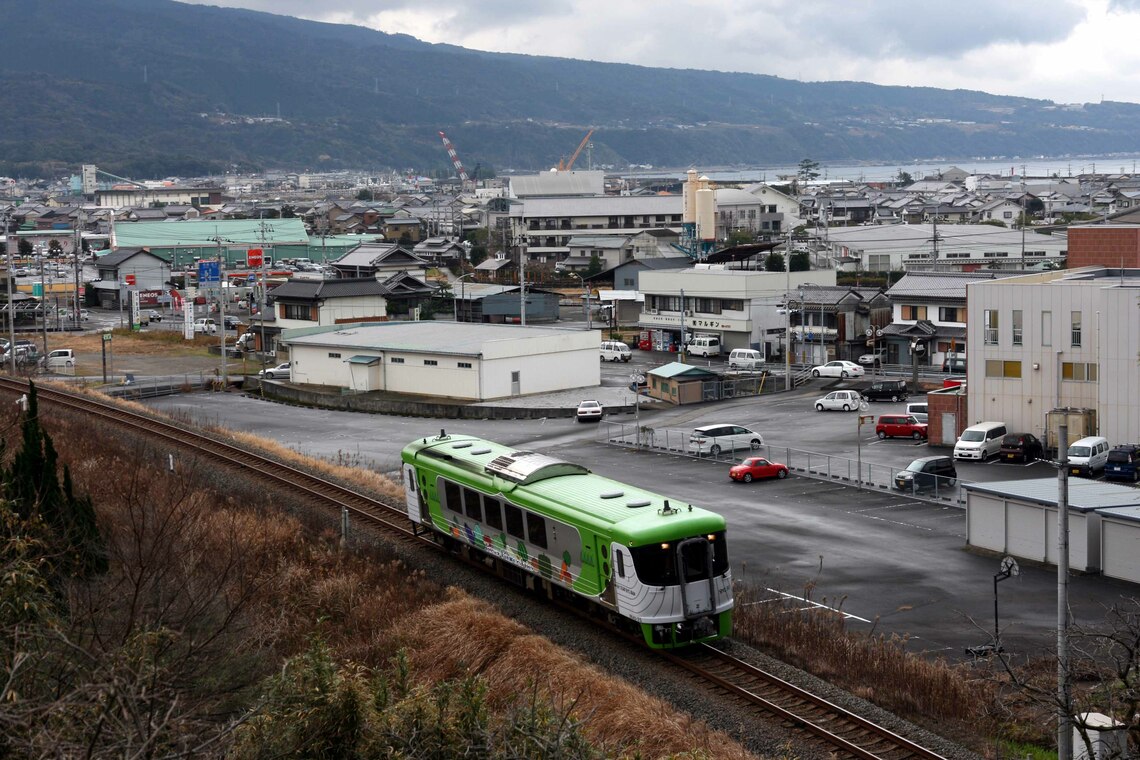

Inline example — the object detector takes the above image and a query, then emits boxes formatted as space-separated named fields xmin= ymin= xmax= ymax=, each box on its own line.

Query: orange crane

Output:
xmin=557 ymin=128 xmax=594 ymax=171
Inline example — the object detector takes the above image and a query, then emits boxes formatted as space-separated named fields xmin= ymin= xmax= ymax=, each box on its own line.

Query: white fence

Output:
xmin=596 ymin=420 xmax=965 ymax=506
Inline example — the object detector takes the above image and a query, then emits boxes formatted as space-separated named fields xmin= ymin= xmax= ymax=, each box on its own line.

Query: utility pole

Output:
xmin=784 ymin=231 xmax=792 ymax=391
xmin=518 ymin=220 xmax=527 ymax=326
xmin=258 ymin=220 xmax=271 ymax=378
xmin=218 ymin=238 xmax=227 ymax=390
xmin=679 ymin=288 xmax=687 ymax=362
xmin=1056 ymin=422 xmax=1072 ymax=760
xmin=74 ymin=210 xmax=84 ymax=330
xmin=3 ymin=210 xmax=14 ymax=373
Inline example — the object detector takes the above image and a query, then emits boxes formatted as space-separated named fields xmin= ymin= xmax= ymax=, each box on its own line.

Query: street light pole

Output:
xmin=453 ymin=272 xmax=475 ymax=322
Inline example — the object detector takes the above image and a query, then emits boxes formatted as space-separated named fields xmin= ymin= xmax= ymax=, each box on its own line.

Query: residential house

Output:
xmin=89 ymin=248 xmax=172 ymax=309
xmin=330 ymin=242 xmax=428 ymax=280
xmin=880 ymin=271 xmax=1021 ymax=369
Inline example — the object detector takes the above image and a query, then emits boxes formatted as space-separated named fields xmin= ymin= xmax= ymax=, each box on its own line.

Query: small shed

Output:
xmin=964 ymin=478 xmax=1140 ymax=574
xmin=646 ymin=362 xmax=720 ymax=405
xmin=1098 ymin=506 xmax=1140 ymax=584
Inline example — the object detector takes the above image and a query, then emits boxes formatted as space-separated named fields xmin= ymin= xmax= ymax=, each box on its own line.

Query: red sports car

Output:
xmin=729 ymin=457 xmax=789 ymax=483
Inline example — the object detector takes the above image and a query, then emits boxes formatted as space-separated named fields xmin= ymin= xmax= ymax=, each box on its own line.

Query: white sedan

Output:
xmin=258 ymin=362 xmax=291 ymax=380
xmin=810 ymin=360 xmax=865 ymax=378
xmin=575 ymin=400 xmax=604 ymax=422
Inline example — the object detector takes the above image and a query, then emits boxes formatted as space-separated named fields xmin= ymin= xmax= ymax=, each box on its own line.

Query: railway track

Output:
xmin=6 ymin=378 xmax=952 ymax=759
xmin=663 ymin=645 xmax=950 ymax=759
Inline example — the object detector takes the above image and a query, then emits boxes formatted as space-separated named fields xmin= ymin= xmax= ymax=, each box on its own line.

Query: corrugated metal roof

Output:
xmin=283 ymin=321 xmax=592 ymax=356
xmin=112 ymin=218 xmax=309 ymax=248
xmin=964 ymin=477 xmax=1140 ymax=511
xmin=508 ymin=171 xmax=606 ymax=198
xmin=648 ymin=362 xmax=720 ymax=379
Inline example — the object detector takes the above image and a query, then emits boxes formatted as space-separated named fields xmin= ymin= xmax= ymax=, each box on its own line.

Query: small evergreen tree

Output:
xmin=3 ymin=383 xmax=106 ymax=579
xmin=789 ymin=251 xmax=811 ymax=272
xmin=585 ymin=254 xmax=602 ymax=277
xmin=764 ymin=252 xmax=785 ymax=272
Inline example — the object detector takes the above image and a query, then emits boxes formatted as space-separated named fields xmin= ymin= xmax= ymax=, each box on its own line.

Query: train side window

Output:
xmin=462 ymin=487 xmax=483 ymax=521
xmin=503 ymin=503 xmax=525 ymax=539
xmin=442 ymin=480 xmax=462 ymax=514
xmin=615 ymin=548 xmax=625 ymax=578
xmin=526 ymin=513 xmax=548 ymax=549
xmin=484 ymin=497 xmax=504 ymax=531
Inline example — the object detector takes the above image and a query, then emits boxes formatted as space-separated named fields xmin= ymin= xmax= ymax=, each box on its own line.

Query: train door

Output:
xmin=402 ymin=464 xmax=427 ymax=524
xmin=676 ymin=537 xmax=715 ymax=617
xmin=611 ymin=543 xmax=642 ymax=617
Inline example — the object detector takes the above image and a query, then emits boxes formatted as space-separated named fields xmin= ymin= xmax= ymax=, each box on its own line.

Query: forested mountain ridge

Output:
xmin=2 ymin=0 xmax=1138 ymax=178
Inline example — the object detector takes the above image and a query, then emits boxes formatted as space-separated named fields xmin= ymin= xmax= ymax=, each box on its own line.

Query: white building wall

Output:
xmin=967 ymin=271 xmax=1140 ymax=444
xmin=317 ymin=295 xmax=388 ymax=323
xmin=384 ymin=354 xmax=481 ymax=398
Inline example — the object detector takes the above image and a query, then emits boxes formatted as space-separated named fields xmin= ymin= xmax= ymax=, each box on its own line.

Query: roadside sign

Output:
xmin=247 ymin=248 xmax=263 ymax=267
xmin=198 ymin=260 xmax=220 ymax=285
xmin=124 ymin=274 xmax=136 ymax=286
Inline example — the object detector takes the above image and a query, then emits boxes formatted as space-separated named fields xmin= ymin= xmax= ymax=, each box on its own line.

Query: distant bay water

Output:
xmin=629 ymin=155 xmax=1140 ymax=184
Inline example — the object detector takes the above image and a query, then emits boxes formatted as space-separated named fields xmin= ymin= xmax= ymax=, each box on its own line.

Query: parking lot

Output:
xmin=141 ymin=374 xmax=1137 ymax=662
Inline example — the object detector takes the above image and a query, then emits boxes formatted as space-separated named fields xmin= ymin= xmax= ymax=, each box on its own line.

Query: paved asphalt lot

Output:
xmin=144 ymin=373 xmax=1139 ymax=663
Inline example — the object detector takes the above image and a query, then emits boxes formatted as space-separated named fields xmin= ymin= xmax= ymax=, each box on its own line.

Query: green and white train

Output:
xmin=400 ymin=432 xmax=733 ymax=648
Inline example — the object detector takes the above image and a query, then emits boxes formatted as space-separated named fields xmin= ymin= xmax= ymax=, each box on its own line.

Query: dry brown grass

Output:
xmin=394 ymin=590 xmax=760 ymax=760
xmin=732 ymin=583 xmax=1000 ymax=747
xmin=61 ymin=327 xmax=218 ymax=356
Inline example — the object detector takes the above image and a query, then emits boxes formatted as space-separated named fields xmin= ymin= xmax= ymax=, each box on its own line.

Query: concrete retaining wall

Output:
xmin=250 ymin=378 xmax=638 ymax=420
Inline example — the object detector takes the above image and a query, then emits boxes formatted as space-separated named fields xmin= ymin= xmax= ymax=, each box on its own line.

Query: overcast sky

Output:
xmin=182 ymin=0 xmax=1140 ymax=104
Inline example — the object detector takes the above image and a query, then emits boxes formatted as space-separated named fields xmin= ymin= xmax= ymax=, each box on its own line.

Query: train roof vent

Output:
xmin=470 ymin=447 xmax=492 ymax=455
xmin=451 ymin=442 xmax=473 ymax=449
xmin=485 ymin=450 xmax=589 ymax=484
xmin=600 ymin=491 xmax=624 ymax=499
xmin=625 ymin=499 xmax=652 ymax=509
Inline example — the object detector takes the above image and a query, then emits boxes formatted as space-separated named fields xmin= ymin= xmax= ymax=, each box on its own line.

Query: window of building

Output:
xmin=457 ymin=361 xmax=472 ymax=369
xmin=1011 ymin=310 xmax=1023 ymax=346
xmin=901 ymin=305 xmax=928 ymax=320
xmin=391 ymin=357 xmax=404 ymax=364
xmin=281 ymin=303 xmax=314 ymax=320
xmin=1041 ymin=311 xmax=1052 ymax=346
xmin=1003 ymin=211 xmax=1013 ymax=219
xmin=985 ymin=360 xmax=1022 ymax=378
xmin=424 ymin=359 xmax=438 ymax=366
xmin=983 ymin=309 xmax=998 ymax=345
xmin=1071 ymin=311 xmax=1082 ymax=347
xmin=1062 ymin=362 xmax=1099 ymax=382
xmin=328 ymin=352 xmax=341 ymax=358
xmin=939 ymin=307 xmax=963 ymax=323
xmin=722 ymin=299 xmax=744 ymax=311
xmin=868 ymin=254 xmax=891 ymax=271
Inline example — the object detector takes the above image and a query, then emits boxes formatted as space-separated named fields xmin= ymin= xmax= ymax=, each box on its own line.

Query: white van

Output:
xmin=194 ymin=317 xmax=217 ymax=335
xmin=1067 ymin=436 xmax=1110 ymax=477
xmin=687 ymin=335 xmax=721 ymax=357
xmin=599 ymin=340 xmax=631 ymax=362
xmin=728 ymin=348 xmax=765 ymax=371
xmin=953 ymin=421 xmax=1007 ymax=461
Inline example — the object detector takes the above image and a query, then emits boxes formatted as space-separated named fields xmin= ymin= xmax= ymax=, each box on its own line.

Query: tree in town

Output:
xmin=764 ymin=251 xmax=785 ymax=272
xmin=796 ymin=158 xmax=821 ymax=193
xmin=585 ymin=253 xmax=603 ymax=278
xmin=17 ymin=237 xmax=32 ymax=257
xmin=789 ymin=251 xmax=811 ymax=272
xmin=47 ymin=239 xmax=63 ymax=254
xmin=896 ymin=170 xmax=914 ymax=186
xmin=727 ymin=229 xmax=754 ymax=246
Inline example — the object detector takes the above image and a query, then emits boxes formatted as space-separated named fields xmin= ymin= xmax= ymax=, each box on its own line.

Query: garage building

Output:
xmin=281 ymin=321 xmax=600 ymax=400
xmin=965 ymin=478 xmax=1140 ymax=580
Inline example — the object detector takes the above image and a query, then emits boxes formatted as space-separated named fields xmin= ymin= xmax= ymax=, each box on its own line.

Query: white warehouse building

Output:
xmin=280 ymin=322 xmax=601 ymax=400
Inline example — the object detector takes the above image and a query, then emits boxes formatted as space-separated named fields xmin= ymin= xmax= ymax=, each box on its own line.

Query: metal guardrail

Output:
xmin=597 ymin=420 xmax=965 ymax=506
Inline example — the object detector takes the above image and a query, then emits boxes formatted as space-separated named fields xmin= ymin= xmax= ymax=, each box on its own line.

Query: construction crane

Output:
xmin=557 ymin=129 xmax=595 ymax=172
xmin=437 ymin=131 xmax=470 ymax=185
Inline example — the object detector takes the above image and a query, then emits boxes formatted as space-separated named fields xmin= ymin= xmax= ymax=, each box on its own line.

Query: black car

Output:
xmin=999 ymin=432 xmax=1044 ymax=463
xmin=862 ymin=379 xmax=909 ymax=403
xmin=894 ymin=455 xmax=957 ymax=491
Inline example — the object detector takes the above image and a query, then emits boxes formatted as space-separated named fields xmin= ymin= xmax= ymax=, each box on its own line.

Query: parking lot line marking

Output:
xmin=760 ymin=588 xmax=873 ymax=623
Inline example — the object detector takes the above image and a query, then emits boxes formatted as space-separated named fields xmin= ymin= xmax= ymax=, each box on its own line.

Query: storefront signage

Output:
xmin=639 ymin=311 xmax=749 ymax=332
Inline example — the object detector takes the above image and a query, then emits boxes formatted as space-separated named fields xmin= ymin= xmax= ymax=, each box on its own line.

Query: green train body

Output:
xmin=400 ymin=432 xmax=733 ymax=648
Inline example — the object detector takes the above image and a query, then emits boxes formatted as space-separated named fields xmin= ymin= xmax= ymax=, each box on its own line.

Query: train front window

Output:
xmin=442 ymin=480 xmax=462 ymax=514
xmin=628 ymin=531 xmax=727 ymax=586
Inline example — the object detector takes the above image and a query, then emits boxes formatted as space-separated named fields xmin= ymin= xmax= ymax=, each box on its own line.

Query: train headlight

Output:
xmin=660 ymin=542 xmax=670 ymax=550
